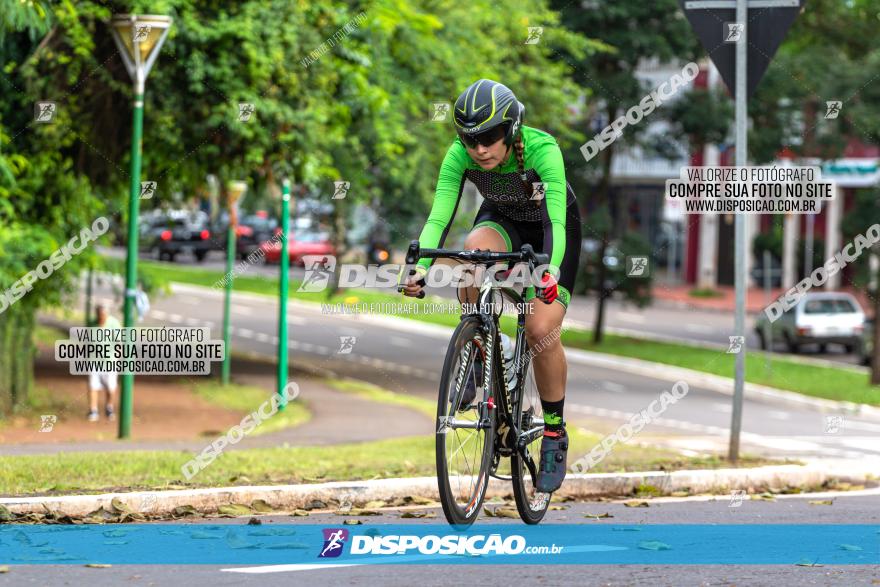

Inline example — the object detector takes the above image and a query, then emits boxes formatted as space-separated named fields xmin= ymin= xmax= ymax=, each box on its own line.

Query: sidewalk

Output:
xmin=0 ymin=339 xmax=431 ymax=456
xmin=648 ymin=283 xmax=873 ymax=314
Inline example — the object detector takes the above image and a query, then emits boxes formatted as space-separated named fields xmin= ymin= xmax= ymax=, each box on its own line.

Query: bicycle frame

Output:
xmin=467 ymin=267 xmax=544 ymax=470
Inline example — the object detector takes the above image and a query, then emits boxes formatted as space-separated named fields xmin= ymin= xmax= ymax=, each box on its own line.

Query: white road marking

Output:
xmin=617 ymin=312 xmax=646 ymax=324
xmin=767 ymin=410 xmax=791 ymax=421
xmin=567 ymin=403 xmax=869 ymax=459
xmin=223 ymin=564 xmax=361 ymax=574
xmin=238 ymin=328 xmax=255 ymax=339
xmin=222 ymin=544 xmax=627 ymax=574
xmin=151 ymin=310 xmax=167 ymax=319
xmin=255 ymin=333 xmax=271 ymax=343
xmin=601 ymin=381 xmax=626 ymax=394
xmin=232 ymin=306 xmax=254 ymax=316
xmin=168 ymin=313 xmax=184 ymax=323
xmin=287 ymin=314 xmax=307 ymax=326
xmin=390 ymin=335 xmax=412 ymax=348
xmin=176 ymin=295 xmax=202 ymax=305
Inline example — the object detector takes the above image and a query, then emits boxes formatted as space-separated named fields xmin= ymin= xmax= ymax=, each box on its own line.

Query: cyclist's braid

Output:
xmin=513 ymin=134 xmax=531 ymax=194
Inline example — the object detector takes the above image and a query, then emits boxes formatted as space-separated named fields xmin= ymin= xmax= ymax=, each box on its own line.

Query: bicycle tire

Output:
xmin=436 ymin=316 xmax=496 ymax=526
xmin=510 ymin=340 xmax=550 ymax=524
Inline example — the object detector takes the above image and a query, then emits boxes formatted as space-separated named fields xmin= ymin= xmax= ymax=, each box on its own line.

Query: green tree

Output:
xmin=551 ymin=0 xmax=700 ymax=342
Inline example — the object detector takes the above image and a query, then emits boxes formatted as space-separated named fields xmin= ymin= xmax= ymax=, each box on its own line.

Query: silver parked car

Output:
xmin=755 ymin=292 xmax=865 ymax=354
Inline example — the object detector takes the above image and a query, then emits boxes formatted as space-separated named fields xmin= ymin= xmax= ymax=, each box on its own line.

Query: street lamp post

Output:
xmin=109 ymin=14 xmax=172 ymax=439
xmin=276 ymin=179 xmax=291 ymax=410
xmin=222 ymin=181 xmax=248 ymax=385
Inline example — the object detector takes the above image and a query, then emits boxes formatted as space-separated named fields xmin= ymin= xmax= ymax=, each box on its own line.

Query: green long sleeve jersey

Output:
xmin=417 ymin=125 xmax=573 ymax=274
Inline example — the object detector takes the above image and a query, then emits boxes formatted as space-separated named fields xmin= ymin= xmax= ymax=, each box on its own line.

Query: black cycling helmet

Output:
xmin=453 ymin=79 xmax=525 ymax=148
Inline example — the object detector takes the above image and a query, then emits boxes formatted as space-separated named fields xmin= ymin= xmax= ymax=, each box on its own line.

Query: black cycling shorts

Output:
xmin=472 ymin=196 xmax=582 ymax=308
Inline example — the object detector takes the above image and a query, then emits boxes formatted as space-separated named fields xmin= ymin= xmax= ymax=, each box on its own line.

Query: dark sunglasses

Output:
xmin=458 ymin=125 xmax=506 ymax=148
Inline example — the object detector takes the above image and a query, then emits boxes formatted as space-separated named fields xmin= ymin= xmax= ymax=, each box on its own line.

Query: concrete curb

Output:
xmin=2 ymin=462 xmax=875 ymax=517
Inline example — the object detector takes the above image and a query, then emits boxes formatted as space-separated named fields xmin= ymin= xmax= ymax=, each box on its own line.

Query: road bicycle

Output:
xmin=400 ymin=240 xmax=551 ymax=525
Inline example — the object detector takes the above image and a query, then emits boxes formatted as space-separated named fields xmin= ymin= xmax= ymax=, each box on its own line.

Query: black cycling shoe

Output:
xmin=536 ymin=425 xmax=568 ymax=493
xmin=457 ymin=357 xmax=482 ymax=411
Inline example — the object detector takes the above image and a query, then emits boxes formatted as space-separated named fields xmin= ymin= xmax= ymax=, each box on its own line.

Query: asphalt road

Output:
xmin=104 ymin=246 xmax=866 ymax=367
xmin=2 ymin=491 xmax=878 ymax=586
xmin=82 ymin=274 xmax=880 ymax=463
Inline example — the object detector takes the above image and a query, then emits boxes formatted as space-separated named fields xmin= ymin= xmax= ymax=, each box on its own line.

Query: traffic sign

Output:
xmin=679 ymin=0 xmax=805 ymax=99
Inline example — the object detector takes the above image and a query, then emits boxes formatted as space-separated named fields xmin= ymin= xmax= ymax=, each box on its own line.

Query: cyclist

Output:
xmin=401 ymin=79 xmax=582 ymax=493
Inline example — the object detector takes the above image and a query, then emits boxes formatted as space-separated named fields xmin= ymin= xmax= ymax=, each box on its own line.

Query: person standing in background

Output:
xmin=86 ymin=304 xmax=120 ymax=422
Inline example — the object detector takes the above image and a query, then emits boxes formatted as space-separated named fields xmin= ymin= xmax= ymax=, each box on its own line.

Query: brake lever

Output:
xmin=398 ymin=240 xmax=426 ymax=298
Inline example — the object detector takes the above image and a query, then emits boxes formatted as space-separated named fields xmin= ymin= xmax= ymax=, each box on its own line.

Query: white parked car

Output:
xmin=755 ymin=292 xmax=865 ymax=354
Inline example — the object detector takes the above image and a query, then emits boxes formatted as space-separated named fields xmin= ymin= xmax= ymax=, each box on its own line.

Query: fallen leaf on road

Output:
xmin=753 ymin=493 xmax=776 ymax=501
xmin=808 ymin=500 xmax=833 ymax=506
xmin=486 ymin=507 xmax=519 ymax=518
xmin=290 ymin=509 xmax=310 ymax=517
xmin=548 ymin=505 xmax=568 ymax=511
xmin=85 ymin=564 xmax=112 ymax=568
xmin=225 ymin=530 xmax=260 ymax=550
xmin=584 ymin=512 xmax=613 ymax=519
xmin=670 ymin=491 xmax=689 ymax=498
xmin=407 ymin=496 xmax=437 ymax=505
xmin=337 ymin=509 xmax=381 ymax=516
xmin=218 ymin=504 xmax=254 ymax=516
xmin=638 ymin=541 xmax=671 ymax=551
xmin=623 ymin=501 xmax=649 ymax=508
xmin=249 ymin=528 xmax=296 ymax=536
xmin=0 ymin=566 xmax=7 ymax=573
xmin=190 ymin=531 xmax=221 ymax=540
xmin=250 ymin=500 xmax=275 ymax=513
xmin=795 ymin=559 xmax=824 ymax=567
xmin=343 ymin=519 xmax=362 ymax=525
xmin=171 ymin=505 xmax=200 ymax=518
xmin=110 ymin=498 xmax=132 ymax=514
xmin=265 ymin=542 xmax=310 ymax=550
xmin=400 ymin=511 xmax=436 ymax=519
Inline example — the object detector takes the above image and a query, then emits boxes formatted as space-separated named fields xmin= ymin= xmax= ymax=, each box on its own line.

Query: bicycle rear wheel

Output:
xmin=510 ymin=343 xmax=550 ymax=524
xmin=436 ymin=316 xmax=495 ymax=526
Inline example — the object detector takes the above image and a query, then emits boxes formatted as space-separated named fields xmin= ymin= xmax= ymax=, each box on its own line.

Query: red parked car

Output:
xmin=261 ymin=230 xmax=336 ymax=266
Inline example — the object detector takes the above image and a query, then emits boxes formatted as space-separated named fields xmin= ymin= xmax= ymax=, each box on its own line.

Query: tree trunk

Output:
xmin=0 ymin=310 xmax=12 ymax=414
xmin=592 ymin=105 xmax=617 ymax=344
xmin=593 ymin=230 xmax=610 ymax=344
xmin=0 ymin=304 xmax=36 ymax=415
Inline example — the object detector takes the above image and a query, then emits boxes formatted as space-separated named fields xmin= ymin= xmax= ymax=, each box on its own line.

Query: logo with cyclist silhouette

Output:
xmin=318 ymin=528 xmax=349 ymax=558
xmin=298 ymin=255 xmax=336 ymax=292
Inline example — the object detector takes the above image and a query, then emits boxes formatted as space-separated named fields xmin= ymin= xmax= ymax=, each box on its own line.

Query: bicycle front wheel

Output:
xmin=511 ymin=343 xmax=550 ymax=524
xmin=436 ymin=316 xmax=495 ymax=526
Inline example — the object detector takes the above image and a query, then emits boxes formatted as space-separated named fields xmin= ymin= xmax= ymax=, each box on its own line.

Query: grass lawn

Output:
xmin=0 ymin=431 xmax=774 ymax=496
xmin=191 ymin=381 xmax=310 ymax=435
xmin=1 ymin=364 xmax=776 ymax=495
xmin=116 ymin=257 xmax=880 ymax=406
